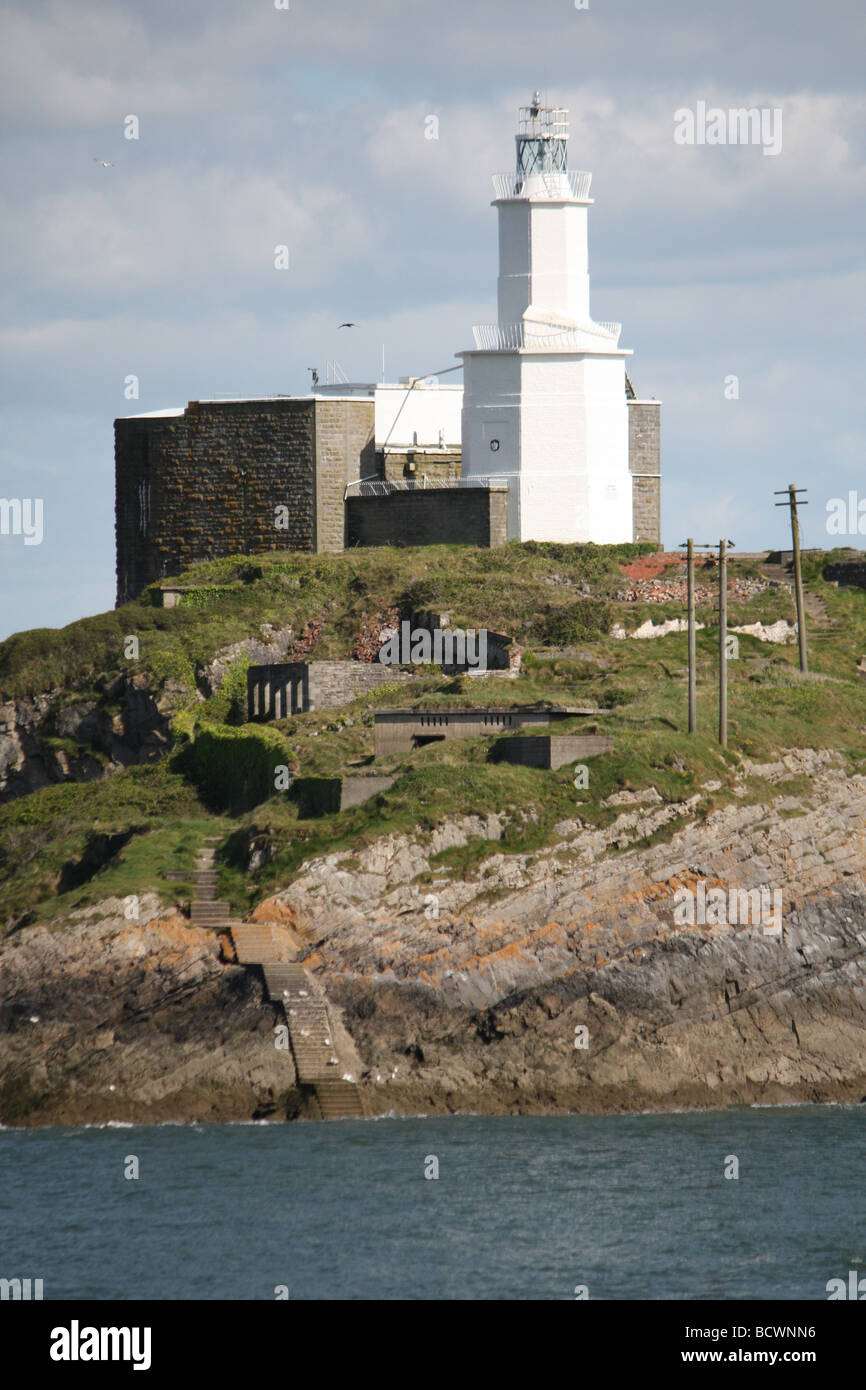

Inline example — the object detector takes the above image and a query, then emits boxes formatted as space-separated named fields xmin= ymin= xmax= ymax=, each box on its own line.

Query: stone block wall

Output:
xmin=248 ymin=663 xmax=308 ymax=720
xmin=306 ymin=662 xmax=412 ymax=710
xmin=115 ymin=398 xmax=374 ymax=604
xmin=824 ymin=560 xmax=866 ymax=589
xmin=628 ymin=401 xmax=661 ymax=545
xmin=381 ymin=451 xmax=462 ymax=483
xmin=346 ymin=485 xmax=508 ymax=551
xmin=248 ymin=660 xmax=412 ymax=720
xmin=314 ymin=400 xmax=375 ymax=552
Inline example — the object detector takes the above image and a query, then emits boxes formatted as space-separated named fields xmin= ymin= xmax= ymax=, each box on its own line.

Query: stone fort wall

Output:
xmin=628 ymin=401 xmax=661 ymax=546
xmin=347 ymin=486 xmax=508 ymax=551
xmin=115 ymin=394 xmax=660 ymax=606
xmin=115 ymin=399 xmax=374 ymax=604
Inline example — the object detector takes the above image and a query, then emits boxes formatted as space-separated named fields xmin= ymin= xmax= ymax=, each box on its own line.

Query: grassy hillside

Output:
xmin=1 ymin=541 xmax=865 ymax=934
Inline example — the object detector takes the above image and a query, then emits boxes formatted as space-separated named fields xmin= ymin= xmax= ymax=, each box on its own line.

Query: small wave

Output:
xmin=750 ymin=1100 xmax=862 ymax=1111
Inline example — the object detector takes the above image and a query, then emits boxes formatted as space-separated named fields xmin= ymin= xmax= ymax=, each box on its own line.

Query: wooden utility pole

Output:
xmin=687 ymin=538 xmax=697 ymax=733
xmin=775 ymin=484 xmax=809 ymax=674
xmin=680 ymin=539 xmax=697 ymax=732
xmin=679 ymin=539 xmax=717 ymax=735
xmin=719 ymin=539 xmax=729 ymax=748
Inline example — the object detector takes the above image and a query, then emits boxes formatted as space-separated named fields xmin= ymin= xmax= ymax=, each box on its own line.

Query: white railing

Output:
xmin=491 ymin=169 xmax=592 ymax=200
xmin=473 ymin=323 xmax=524 ymax=350
xmin=471 ymin=320 xmax=622 ymax=350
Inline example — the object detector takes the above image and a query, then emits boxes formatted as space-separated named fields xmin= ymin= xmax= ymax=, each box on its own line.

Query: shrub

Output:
xmin=182 ymin=722 xmax=291 ymax=813
xmin=538 ymin=599 xmax=614 ymax=645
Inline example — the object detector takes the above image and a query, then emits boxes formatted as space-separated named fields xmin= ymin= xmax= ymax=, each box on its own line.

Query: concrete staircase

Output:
xmin=229 ymin=926 xmax=365 ymax=1121
xmin=314 ymin=1080 xmax=366 ymax=1120
xmin=266 ymin=963 xmax=341 ymax=1080
xmin=190 ymin=841 xmax=233 ymax=930
xmin=232 ymin=922 xmax=300 ymax=965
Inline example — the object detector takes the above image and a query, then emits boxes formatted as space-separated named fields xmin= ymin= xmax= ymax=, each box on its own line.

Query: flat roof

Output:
xmin=374 ymin=705 xmax=602 ymax=717
xmin=118 ymin=385 xmax=465 ymax=421
xmin=120 ymin=407 xmax=185 ymax=418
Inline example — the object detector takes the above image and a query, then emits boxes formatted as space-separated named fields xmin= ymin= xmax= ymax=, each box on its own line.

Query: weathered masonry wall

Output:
xmin=824 ymin=559 xmax=866 ymax=589
xmin=116 ymin=400 xmax=314 ymax=604
xmin=248 ymin=663 xmax=308 ymax=720
xmin=248 ymin=660 xmax=411 ymax=720
xmin=115 ymin=399 xmax=374 ymax=605
xmin=315 ymin=400 xmax=375 ymax=553
xmin=628 ymin=401 xmax=661 ymax=546
xmin=306 ymin=661 xmax=411 ymax=710
xmin=347 ymin=485 xmax=508 ymax=551
xmin=380 ymin=451 xmax=462 ymax=483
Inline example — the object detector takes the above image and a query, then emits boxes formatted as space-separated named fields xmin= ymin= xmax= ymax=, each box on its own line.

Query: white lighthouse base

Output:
xmin=460 ymin=348 xmax=633 ymax=544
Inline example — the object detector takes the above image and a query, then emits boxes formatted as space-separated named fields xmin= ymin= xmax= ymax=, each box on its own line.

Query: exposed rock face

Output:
xmin=0 ymin=898 xmax=299 ymax=1125
xmin=198 ymin=623 xmax=297 ymax=697
xmin=0 ymin=624 xmax=311 ymax=804
xmin=263 ymin=749 xmax=866 ymax=1115
xmin=2 ymin=750 xmax=865 ymax=1125
xmin=0 ymin=674 xmax=178 ymax=804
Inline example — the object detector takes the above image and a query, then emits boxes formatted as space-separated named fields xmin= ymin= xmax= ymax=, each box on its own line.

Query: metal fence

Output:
xmin=491 ymin=169 xmax=592 ymax=200
xmin=472 ymin=320 xmax=621 ymax=350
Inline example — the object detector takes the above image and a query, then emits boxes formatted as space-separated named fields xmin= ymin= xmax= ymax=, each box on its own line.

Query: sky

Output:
xmin=1 ymin=0 xmax=864 ymax=640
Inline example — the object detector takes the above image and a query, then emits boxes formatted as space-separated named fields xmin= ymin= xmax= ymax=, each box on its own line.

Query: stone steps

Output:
xmin=191 ymin=900 xmax=232 ymax=924
xmin=227 ymin=926 xmax=364 ymax=1118
xmin=314 ymin=1081 xmax=365 ymax=1120
xmin=233 ymin=925 xmax=299 ymax=966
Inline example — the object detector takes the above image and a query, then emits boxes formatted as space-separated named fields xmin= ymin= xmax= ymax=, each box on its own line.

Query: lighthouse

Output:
xmin=458 ymin=94 xmax=641 ymax=544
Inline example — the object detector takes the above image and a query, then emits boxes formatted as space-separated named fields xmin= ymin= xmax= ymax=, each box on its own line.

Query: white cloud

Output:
xmin=1 ymin=0 xmax=864 ymax=633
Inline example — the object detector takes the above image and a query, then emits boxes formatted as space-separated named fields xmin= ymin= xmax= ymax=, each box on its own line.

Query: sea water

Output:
xmin=0 ymin=1106 xmax=863 ymax=1300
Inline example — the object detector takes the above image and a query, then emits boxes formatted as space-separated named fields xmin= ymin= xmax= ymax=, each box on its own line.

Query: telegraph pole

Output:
xmin=775 ymin=484 xmax=809 ymax=674
xmin=719 ymin=539 xmax=732 ymax=748
xmin=678 ymin=539 xmax=698 ymax=732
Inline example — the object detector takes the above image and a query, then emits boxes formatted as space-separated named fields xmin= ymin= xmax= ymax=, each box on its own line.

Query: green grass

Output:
xmin=0 ymin=764 xmax=221 ymax=928
xmin=2 ymin=542 xmax=866 ymax=931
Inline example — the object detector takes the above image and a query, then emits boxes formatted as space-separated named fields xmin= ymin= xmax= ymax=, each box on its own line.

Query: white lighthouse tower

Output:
xmin=458 ymin=94 xmax=634 ymax=543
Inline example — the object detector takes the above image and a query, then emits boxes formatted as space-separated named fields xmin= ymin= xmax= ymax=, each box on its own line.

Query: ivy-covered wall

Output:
xmin=184 ymin=722 xmax=291 ymax=814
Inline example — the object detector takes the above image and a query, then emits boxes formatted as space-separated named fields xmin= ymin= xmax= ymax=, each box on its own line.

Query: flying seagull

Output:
xmin=93 ymin=158 xmax=115 ymax=167
xmin=337 ymin=321 xmax=357 ymax=328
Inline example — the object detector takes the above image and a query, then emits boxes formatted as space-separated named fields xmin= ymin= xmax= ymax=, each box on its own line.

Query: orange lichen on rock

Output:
xmin=459 ymin=921 xmax=566 ymax=974
xmin=412 ymin=946 xmax=453 ymax=968
xmin=249 ymin=897 xmax=311 ymax=936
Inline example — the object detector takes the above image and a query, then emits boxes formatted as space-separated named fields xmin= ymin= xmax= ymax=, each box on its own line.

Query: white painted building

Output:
xmin=315 ymin=379 xmax=462 ymax=454
xmin=458 ymin=96 xmax=638 ymax=543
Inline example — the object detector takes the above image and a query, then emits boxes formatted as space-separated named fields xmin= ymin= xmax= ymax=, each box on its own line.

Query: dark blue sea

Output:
xmin=1 ymin=1107 xmax=863 ymax=1300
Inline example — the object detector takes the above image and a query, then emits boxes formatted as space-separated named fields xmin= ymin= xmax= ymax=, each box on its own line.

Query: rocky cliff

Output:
xmin=0 ymin=675 xmax=178 ymax=803
xmin=2 ymin=748 xmax=864 ymax=1125
xmin=0 ymin=624 xmax=302 ymax=805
